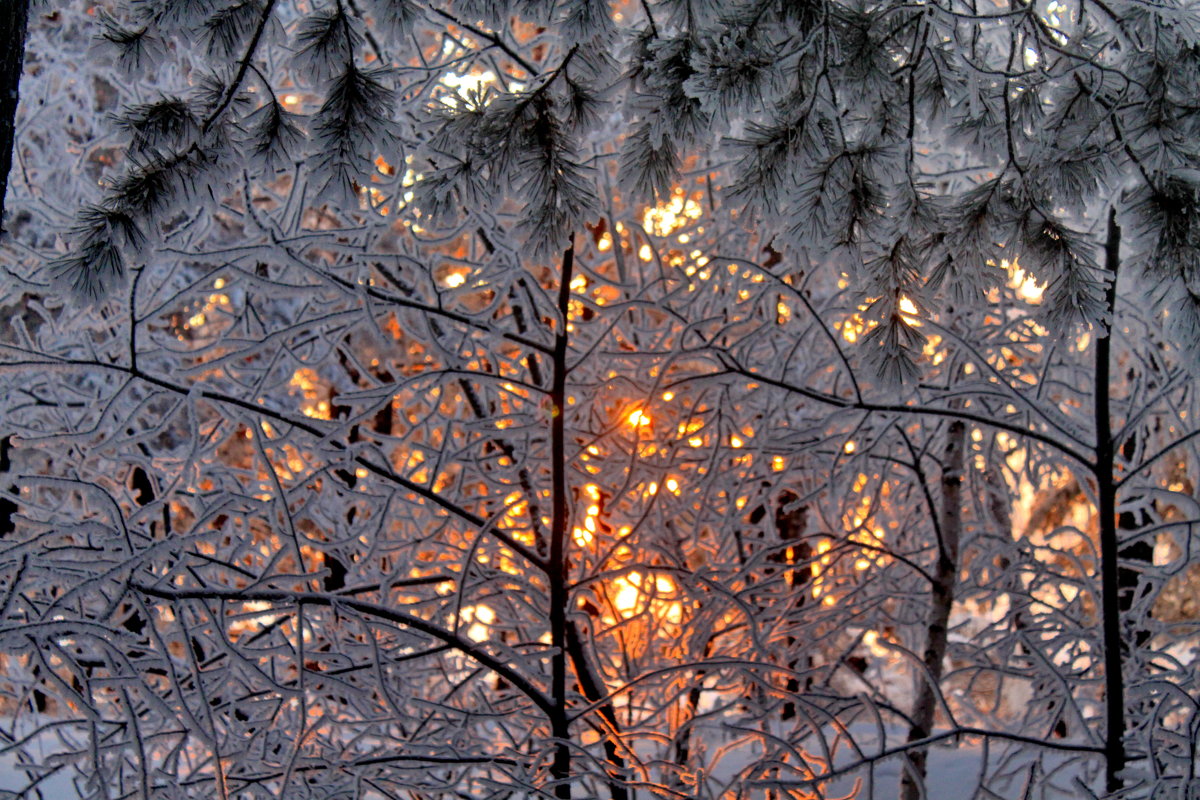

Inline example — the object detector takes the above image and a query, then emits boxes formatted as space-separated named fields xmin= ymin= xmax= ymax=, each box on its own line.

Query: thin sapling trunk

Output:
xmin=900 ymin=419 xmax=965 ymax=800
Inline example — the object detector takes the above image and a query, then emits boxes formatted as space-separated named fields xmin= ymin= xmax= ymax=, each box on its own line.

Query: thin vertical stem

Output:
xmin=566 ymin=623 xmax=631 ymax=800
xmin=899 ymin=419 xmax=965 ymax=800
xmin=1096 ymin=207 xmax=1125 ymax=794
xmin=549 ymin=236 xmax=576 ymax=799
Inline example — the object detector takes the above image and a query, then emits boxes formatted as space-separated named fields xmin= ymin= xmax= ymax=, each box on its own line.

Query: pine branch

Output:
xmin=203 ymin=0 xmax=278 ymax=133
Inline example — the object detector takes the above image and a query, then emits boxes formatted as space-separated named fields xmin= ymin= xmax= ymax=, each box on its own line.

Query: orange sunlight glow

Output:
xmin=574 ymin=484 xmax=603 ymax=547
xmin=610 ymin=571 xmax=683 ymax=624
xmin=642 ymin=187 xmax=703 ymax=237
xmin=1006 ymin=257 xmax=1045 ymax=303
xmin=290 ymin=368 xmax=331 ymax=420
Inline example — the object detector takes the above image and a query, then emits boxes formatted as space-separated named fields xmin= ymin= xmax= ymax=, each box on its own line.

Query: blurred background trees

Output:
xmin=1 ymin=1 xmax=1199 ymax=798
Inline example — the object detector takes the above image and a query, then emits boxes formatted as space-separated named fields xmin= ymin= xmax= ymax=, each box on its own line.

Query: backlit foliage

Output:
xmin=1 ymin=1 xmax=1199 ymax=799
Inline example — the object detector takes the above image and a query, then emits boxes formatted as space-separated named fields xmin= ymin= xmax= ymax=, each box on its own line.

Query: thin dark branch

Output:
xmin=130 ymin=582 xmax=556 ymax=717
xmin=429 ymin=8 xmax=539 ymax=77
xmin=203 ymin=0 xmax=279 ymax=133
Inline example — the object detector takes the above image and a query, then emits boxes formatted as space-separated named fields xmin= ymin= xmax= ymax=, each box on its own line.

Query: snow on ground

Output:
xmin=0 ymin=722 xmax=1102 ymax=799
xmin=0 ymin=754 xmax=79 ymax=799
xmin=692 ymin=721 xmax=1102 ymax=800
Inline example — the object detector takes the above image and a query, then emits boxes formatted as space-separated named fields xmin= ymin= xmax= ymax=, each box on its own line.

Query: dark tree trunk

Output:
xmin=566 ymin=621 xmax=629 ymax=800
xmin=771 ymin=493 xmax=811 ymax=720
xmin=899 ymin=419 xmax=965 ymax=800
xmin=671 ymin=636 xmax=712 ymax=774
xmin=0 ymin=436 xmax=15 ymax=538
xmin=549 ymin=239 xmax=575 ymax=800
xmin=1095 ymin=208 xmax=1127 ymax=794
xmin=549 ymin=238 xmax=626 ymax=800
xmin=0 ymin=0 xmax=29 ymax=234
xmin=1117 ymin=433 xmax=1154 ymax=650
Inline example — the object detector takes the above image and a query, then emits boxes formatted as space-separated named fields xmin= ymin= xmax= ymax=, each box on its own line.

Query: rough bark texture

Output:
xmin=899 ymin=419 xmax=965 ymax=800
xmin=0 ymin=0 xmax=29 ymax=234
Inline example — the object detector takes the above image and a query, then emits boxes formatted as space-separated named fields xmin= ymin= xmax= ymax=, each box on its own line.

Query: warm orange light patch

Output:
xmin=610 ymin=571 xmax=683 ymax=624
xmin=923 ymin=333 xmax=946 ymax=365
xmin=862 ymin=629 xmax=892 ymax=658
xmin=838 ymin=311 xmax=876 ymax=343
xmin=1003 ymin=256 xmax=1044 ymax=303
xmin=229 ymin=600 xmax=286 ymax=638
xmin=574 ymin=484 xmax=603 ymax=547
xmin=463 ymin=604 xmax=495 ymax=643
xmin=290 ymin=368 xmax=330 ymax=420
xmin=812 ymin=538 xmax=834 ymax=603
xmin=642 ymin=187 xmax=703 ymax=237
